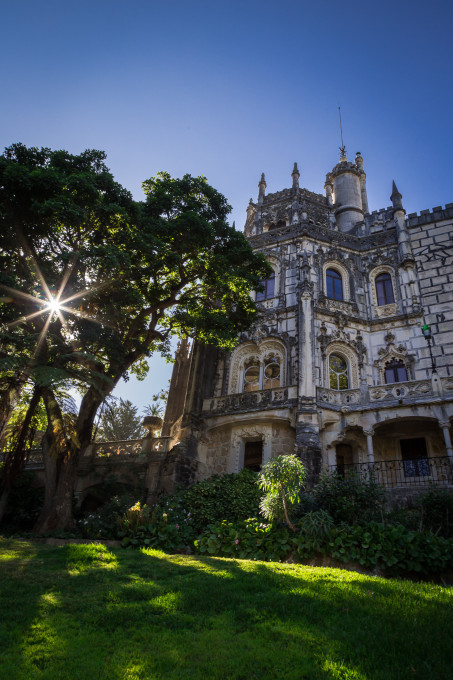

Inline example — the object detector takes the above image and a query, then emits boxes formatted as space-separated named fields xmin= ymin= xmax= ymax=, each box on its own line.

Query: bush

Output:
xmin=327 ymin=522 xmax=453 ymax=576
xmin=159 ymin=468 xmax=263 ymax=534
xmin=76 ymin=493 xmax=139 ymax=539
xmin=195 ymin=518 xmax=292 ymax=562
xmin=118 ymin=503 xmax=195 ymax=552
xmin=312 ymin=471 xmax=385 ymax=525
xmin=419 ymin=488 xmax=453 ymax=538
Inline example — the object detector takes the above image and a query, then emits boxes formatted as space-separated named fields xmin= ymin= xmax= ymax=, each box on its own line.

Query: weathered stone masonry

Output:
xmin=162 ymin=150 xmax=453 ymax=495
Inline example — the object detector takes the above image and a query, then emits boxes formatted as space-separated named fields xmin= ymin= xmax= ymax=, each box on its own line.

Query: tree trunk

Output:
xmin=34 ymin=388 xmax=102 ymax=533
xmin=281 ymin=488 xmax=296 ymax=532
xmin=0 ymin=386 xmax=42 ymax=524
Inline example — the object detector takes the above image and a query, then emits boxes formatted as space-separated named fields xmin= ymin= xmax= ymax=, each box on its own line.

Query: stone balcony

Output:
xmin=317 ymin=376 xmax=453 ymax=410
xmin=202 ymin=386 xmax=298 ymax=416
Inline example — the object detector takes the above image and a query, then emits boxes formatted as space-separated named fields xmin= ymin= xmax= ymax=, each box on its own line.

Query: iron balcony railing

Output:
xmin=329 ymin=456 xmax=453 ymax=488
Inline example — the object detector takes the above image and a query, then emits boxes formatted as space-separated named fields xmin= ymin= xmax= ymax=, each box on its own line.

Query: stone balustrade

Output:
xmin=316 ymin=386 xmax=361 ymax=406
xmin=202 ymin=385 xmax=297 ymax=415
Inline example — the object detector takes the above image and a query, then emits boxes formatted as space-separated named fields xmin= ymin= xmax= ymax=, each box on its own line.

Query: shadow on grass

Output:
xmin=0 ymin=539 xmax=452 ymax=680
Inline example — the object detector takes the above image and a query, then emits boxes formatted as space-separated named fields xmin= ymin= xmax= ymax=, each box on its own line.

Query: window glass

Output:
xmin=326 ymin=269 xmax=343 ymax=301
xmin=384 ymin=359 xmax=408 ymax=384
xmin=263 ymin=358 xmax=280 ymax=389
xmin=400 ymin=438 xmax=429 ymax=477
xmin=243 ymin=363 xmax=259 ymax=392
xmin=329 ymin=354 xmax=349 ymax=390
xmin=256 ymin=270 xmax=275 ymax=301
xmin=375 ymin=273 xmax=395 ymax=306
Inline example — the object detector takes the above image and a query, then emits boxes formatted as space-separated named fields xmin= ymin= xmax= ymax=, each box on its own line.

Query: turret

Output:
xmin=329 ymin=150 xmax=364 ymax=232
xmin=258 ymin=173 xmax=266 ymax=204
xmin=355 ymin=151 xmax=369 ymax=214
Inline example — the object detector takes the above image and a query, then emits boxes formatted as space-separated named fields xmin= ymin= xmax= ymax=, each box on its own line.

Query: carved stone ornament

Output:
xmin=374 ymin=332 xmax=414 ymax=382
xmin=228 ymin=338 xmax=286 ymax=394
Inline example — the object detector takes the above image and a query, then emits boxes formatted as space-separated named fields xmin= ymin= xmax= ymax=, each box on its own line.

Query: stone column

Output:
xmin=439 ymin=421 xmax=453 ymax=461
xmin=363 ymin=429 xmax=375 ymax=463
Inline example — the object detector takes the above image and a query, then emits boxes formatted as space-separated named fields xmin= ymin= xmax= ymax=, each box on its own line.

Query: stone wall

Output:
xmin=409 ymin=206 xmax=453 ymax=378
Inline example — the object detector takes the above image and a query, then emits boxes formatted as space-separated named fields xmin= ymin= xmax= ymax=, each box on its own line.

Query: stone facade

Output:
xmin=162 ymin=152 xmax=453 ymax=491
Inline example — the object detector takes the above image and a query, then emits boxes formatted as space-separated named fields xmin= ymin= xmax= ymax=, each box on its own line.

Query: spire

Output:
xmin=291 ymin=162 xmax=300 ymax=190
xmin=258 ymin=172 xmax=266 ymax=204
xmin=338 ymin=106 xmax=347 ymax=161
xmin=391 ymin=180 xmax=403 ymax=211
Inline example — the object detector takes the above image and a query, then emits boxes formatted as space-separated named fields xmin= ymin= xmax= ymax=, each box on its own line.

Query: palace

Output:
xmin=160 ymin=150 xmax=453 ymax=496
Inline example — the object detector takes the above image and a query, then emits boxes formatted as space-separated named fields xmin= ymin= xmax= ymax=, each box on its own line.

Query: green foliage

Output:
xmin=312 ymin=471 xmax=385 ymax=525
xmin=195 ymin=518 xmax=293 ymax=562
xmin=159 ymin=469 xmax=263 ymax=535
xmin=75 ymin=493 xmax=139 ymax=539
xmin=297 ymin=510 xmax=335 ymax=554
xmin=1 ymin=144 xmax=271 ymax=530
xmin=258 ymin=455 xmax=306 ymax=529
xmin=419 ymin=488 xmax=453 ymax=538
xmin=94 ymin=398 xmax=144 ymax=441
xmin=118 ymin=503 xmax=193 ymax=552
xmin=326 ymin=522 xmax=453 ymax=576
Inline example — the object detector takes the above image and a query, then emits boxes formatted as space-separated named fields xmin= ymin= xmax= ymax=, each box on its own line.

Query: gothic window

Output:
xmin=326 ymin=268 xmax=343 ymax=301
xmin=243 ymin=361 xmax=260 ymax=392
xmin=242 ymin=355 xmax=281 ymax=392
xmin=375 ymin=272 xmax=395 ymax=306
xmin=263 ymin=357 xmax=281 ymax=389
xmin=384 ymin=359 xmax=408 ymax=384
xmin=256 ymin=270 xmax=275 ymax=301
xmin=329 ymin=354 xmax=349 ymax=390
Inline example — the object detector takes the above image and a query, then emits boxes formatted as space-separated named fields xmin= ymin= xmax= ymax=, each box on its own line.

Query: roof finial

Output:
xmin=391 ymin=180 xmax=403 ymax=210
xmin=258 ymin=172 xmax=266 ymax=204
xmin=291 ymin=162 xmax=300 ymax=190
xmin=338 ymin=106 xmax=347 ymax=161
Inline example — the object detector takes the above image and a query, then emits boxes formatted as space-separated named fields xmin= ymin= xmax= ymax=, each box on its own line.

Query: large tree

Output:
xmin=0 ymin=145 xmax=270 ymax=531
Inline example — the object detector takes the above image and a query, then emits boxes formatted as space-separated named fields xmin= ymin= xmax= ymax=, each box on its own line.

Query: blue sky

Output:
xmin=2 ymin=0 xmax=453 ymax=411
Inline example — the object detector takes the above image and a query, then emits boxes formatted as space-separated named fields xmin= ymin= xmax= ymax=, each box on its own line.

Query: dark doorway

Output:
xmin=336 ymin=443 xmax=353 ymax=477
xmin=400 ymin=438 xmax=429 ymax=477
xmin=244 ymin=441 xmax=263 ymax=472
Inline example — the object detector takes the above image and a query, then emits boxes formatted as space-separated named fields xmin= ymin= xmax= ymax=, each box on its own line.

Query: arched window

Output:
xmin=256 ymin=270 xmax=275 ymax=301
xmin=329 ymin=354 xmax=349 ymax=390
xmin=263 ymin=357 xmax=280 ymax=389
xmin=243 ymin=361 xmax=260 ymax=392
xmin=242 ymin=356 xmax=281 ymax=392
xmin=384 ymin=359 xmax=408 ymax=384
xmin=326 ymin=269 xmax=343 ymax=301
xmin=375 ymin=272 xmax=395 ymax=306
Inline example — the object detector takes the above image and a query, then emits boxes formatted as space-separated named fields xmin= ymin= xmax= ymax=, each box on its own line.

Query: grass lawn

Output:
xmin=0 ymin=538 xmax=452 ymax=680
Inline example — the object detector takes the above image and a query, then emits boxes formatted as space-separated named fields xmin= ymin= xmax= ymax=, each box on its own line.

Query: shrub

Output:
xmin=327 ymin=522 xmax=453 ymax=575
xmin=159 ymin=468 xmax=263 ymax=534
xmin=419 ymin=488 xmax=453 ymax=538
xmin=312 ymin=471 xmax=385 ymax=525
xmin=258 ymin=455 xmax=306 ymax=531
xmin=195 ymin=518 xmax=293 ymax=562
xmin=76 ymin=493 xmax=140 ymax=539
xmin=297 ymin=510 xmax=334 ymax=554
xmin=118 ymin=503 xmax=194 ymax=552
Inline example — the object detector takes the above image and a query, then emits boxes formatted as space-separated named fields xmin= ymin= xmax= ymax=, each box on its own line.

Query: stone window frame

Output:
xmin=322 ymin=261 xmax=351 ymax=302
xmin=325 ymin=342 xmax=359 ymax=389
xmin=228 ymin=339 xmax=286 ymax=395
xmin=369 ymin=265 xmax=397 ymax=318
xmin=374 ymin=346 xmax=413 ymax=384
xmin=253 ymin=254 xmax=281 ymax=305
